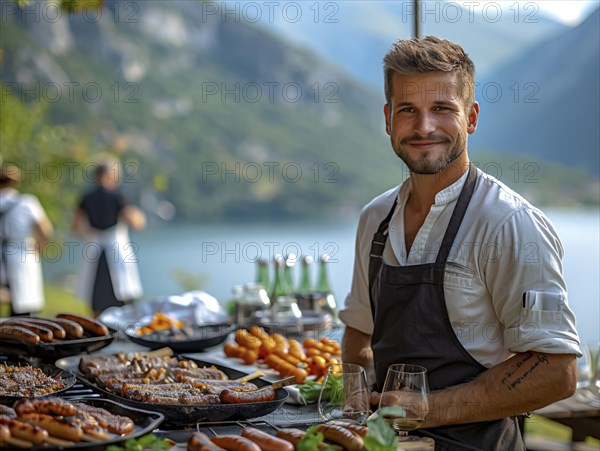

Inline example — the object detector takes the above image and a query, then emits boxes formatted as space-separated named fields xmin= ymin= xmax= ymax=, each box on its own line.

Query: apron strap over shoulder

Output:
xmin=368 ymin=197 xmax=397 ymax=317
xmin=435 ymin=164 xmax=478 ymax=264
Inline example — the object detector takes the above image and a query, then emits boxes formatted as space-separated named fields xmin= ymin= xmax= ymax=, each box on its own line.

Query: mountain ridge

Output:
xmin=1 ymin=0 xmax=597 ymax=229
xmin=471 ymin=7 xmax=600 ymax=175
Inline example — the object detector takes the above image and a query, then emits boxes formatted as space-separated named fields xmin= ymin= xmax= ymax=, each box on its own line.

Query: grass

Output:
xmin=525 ymin=414 xmax=572 ymax=441
xmin=526 ymin=415 xmax=600 ymax=448
xmin=0 ymin=283 xmax=92 ymax=318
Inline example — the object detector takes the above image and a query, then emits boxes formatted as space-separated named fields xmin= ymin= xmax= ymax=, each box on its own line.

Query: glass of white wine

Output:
xmin=379 ymin=364 xmax=434 ymax=450
xmin=318 ymin=363 xmax=370 ymax=425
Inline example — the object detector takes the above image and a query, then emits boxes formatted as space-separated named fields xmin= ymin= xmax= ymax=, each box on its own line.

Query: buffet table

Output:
xmin=3 ymin=321 xmax=598 ymax=450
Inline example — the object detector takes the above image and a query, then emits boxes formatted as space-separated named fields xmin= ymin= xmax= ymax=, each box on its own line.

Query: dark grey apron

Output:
xmin=368 ymin=165 xmax=524 ymax=451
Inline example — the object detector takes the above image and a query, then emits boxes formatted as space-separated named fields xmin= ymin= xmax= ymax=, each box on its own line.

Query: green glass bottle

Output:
xmin=256 ymin=258 xmax=270 ymax=290
xmin=298 ymin=255 xmax=313 ymax=295
xmin=270 ymin=254 xmax=303 ymax=332
xmin=297 ymin=255 xmax=314 ymax=310
xmin=270 ymin=255 xmax=290 ymax=302
xmin=316 ymin=254 xmax=337 ymax=318
xmin=284 ymin=253 xmax=297 ymax=295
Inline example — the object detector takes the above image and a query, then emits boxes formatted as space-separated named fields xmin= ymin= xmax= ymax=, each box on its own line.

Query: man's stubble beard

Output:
xmin=392 ymin=132 xmax=467 ymax=175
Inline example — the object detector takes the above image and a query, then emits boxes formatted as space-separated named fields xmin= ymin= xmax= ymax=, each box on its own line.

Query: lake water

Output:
xmin=45 ymin=209 xmax=599 ymax=346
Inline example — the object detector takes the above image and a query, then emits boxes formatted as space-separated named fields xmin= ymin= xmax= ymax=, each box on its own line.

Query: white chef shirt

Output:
xmin=339 ymin=168 xmax=582 ymax=368
xmin=0 ymin=188 xmax=49 ymax=313
xmin=0 ymin=188 xmax=47 ymax=241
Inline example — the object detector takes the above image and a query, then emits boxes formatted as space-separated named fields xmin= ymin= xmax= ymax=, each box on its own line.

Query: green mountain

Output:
xmin=471 ymin=7 xmax=600 ymax=176
xmin=0 ymin=0 xmax=400 ymax=222
xmin=1 ymin=0 xmax=596 ymax=227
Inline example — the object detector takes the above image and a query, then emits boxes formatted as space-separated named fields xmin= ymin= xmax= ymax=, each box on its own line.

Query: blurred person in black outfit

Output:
xmin=72 ymin=159 xmax=145 ymax=316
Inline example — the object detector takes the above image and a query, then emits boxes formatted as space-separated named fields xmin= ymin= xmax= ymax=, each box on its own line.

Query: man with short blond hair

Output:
xmin=340 ymin=36 xmax=581 ymax=450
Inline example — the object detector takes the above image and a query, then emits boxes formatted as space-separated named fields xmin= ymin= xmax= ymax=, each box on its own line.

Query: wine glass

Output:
xmin=379 ymin=364 xmax=434 ymax=449
xmin=317 ymin=363 xmax=370 ymax=425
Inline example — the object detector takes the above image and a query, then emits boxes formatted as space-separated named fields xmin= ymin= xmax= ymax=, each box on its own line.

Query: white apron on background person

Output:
xmin=0 ymin=191 xmax=46 ymax=314
xmin=75 ymin=222 xmax=143 ymax=303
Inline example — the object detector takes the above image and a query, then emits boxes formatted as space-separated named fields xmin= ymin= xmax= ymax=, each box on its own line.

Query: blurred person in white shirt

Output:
xmin=0 ymin=163 xmax=53 ymax=316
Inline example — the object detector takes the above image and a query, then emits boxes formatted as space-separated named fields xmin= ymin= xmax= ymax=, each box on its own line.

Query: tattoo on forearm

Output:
xmin=501 ymin=353 xmax=550 ymax=391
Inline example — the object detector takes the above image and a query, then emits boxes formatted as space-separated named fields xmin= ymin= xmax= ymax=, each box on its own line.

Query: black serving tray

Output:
xmin=0 ymin=327 xmax=118 ymax=362
xmin=126 ymin=323 xmax=235 ymax=353
xmin=1 ymin=398 xmax=164 ymax=450
xmin=0 ymin=361 xmax=77 ymax=405
xmin=55 ymin=355 xmax=288 ymax=427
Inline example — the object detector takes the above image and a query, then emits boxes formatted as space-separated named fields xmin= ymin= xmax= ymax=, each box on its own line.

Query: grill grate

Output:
xmin=59 ymin=381 xmax=101 ymax=400
xmin=155 ymin=419 xmax=317 ymax=446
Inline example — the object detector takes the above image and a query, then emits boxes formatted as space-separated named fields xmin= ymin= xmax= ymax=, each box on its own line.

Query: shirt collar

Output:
xmin=397 ymin=168 xmax=470 ymax=206
xmin=0 ymin=188 xmax=18 ymax=200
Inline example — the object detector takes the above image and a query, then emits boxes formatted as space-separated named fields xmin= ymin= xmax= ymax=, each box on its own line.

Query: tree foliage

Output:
xmin=0 ymin=84 xmax=96 ymax=236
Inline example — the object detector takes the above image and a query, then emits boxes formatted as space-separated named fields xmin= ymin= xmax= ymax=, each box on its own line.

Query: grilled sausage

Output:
xmin=18 ymin=413 xmax=83 ymax=442
xmin=210 ymin=435 xmax=261 ymax=451
xmin=0 ymin=324 xmax=40 ymax=344
xmin=14 ymin=397 xmax=78 ymax=417
xmin=188 ymin=432 xmax=226 ymax=451
xmin=344 ymin=424 xmax=369 ymax=437
xmin=56 ymin=313 xmax=109 ymax=336
xmin=47 ymin=317 xmax=84 ymax=338
xmin=276 ymin=428 xmax=306 ymax=447
xmin=316 ymin=424 xmax=364 ymax=450
xmin=241 ymin=427 xmax=294 ymax=451
xmin=4 ymin=319 xmax=53 ymax=342
xmin=219 ymin=386 xmax=275 ymax=404
xmin=20 ymin=318 xmax=66 ymax=339
xmin=0 ymin=417 xmax=49 ymax=445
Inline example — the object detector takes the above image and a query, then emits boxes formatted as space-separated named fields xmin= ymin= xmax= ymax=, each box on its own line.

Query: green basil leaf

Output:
xmin=365 ymin=414 xmax=399 ymax=450
xmin=298 ymin=425 xmax=325 ymax=451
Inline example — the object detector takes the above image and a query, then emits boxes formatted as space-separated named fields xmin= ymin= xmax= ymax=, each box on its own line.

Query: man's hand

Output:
xmin=369 ymin=391 xmax=381 ymax=407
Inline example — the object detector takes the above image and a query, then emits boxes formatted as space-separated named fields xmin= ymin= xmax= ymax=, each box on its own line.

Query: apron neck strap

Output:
xmin=435 ymin=163 xmax=477 ymax=264
xmin=368 ymin=196 xmax=398 ymax=290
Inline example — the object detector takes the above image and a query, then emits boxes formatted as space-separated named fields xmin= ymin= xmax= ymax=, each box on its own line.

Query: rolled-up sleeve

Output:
xmin=484 ymin=207 xmax=582 ymax=357
xmin=339 ymin=210 xmax=374 ymax=335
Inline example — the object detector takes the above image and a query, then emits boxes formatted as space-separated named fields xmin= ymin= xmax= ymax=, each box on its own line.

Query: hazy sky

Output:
xmin=543 ymin=1 xmax=598 ymax=25
xmin=476 ymin=0 xmax=599 ymax=25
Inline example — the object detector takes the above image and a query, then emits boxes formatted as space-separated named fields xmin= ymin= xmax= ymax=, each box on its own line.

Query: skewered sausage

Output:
xmin=188 ymin=432 xmax=226 ymax=451
xmin=210 ymin=435 xmax=261 ymax=451
xmin=315 ymin=424 xmax=364 ymax=450
xmin=241 ymin=427 xmax=294 ymax=451
xmin=276 ymin=428 xmax=306 ymax=447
